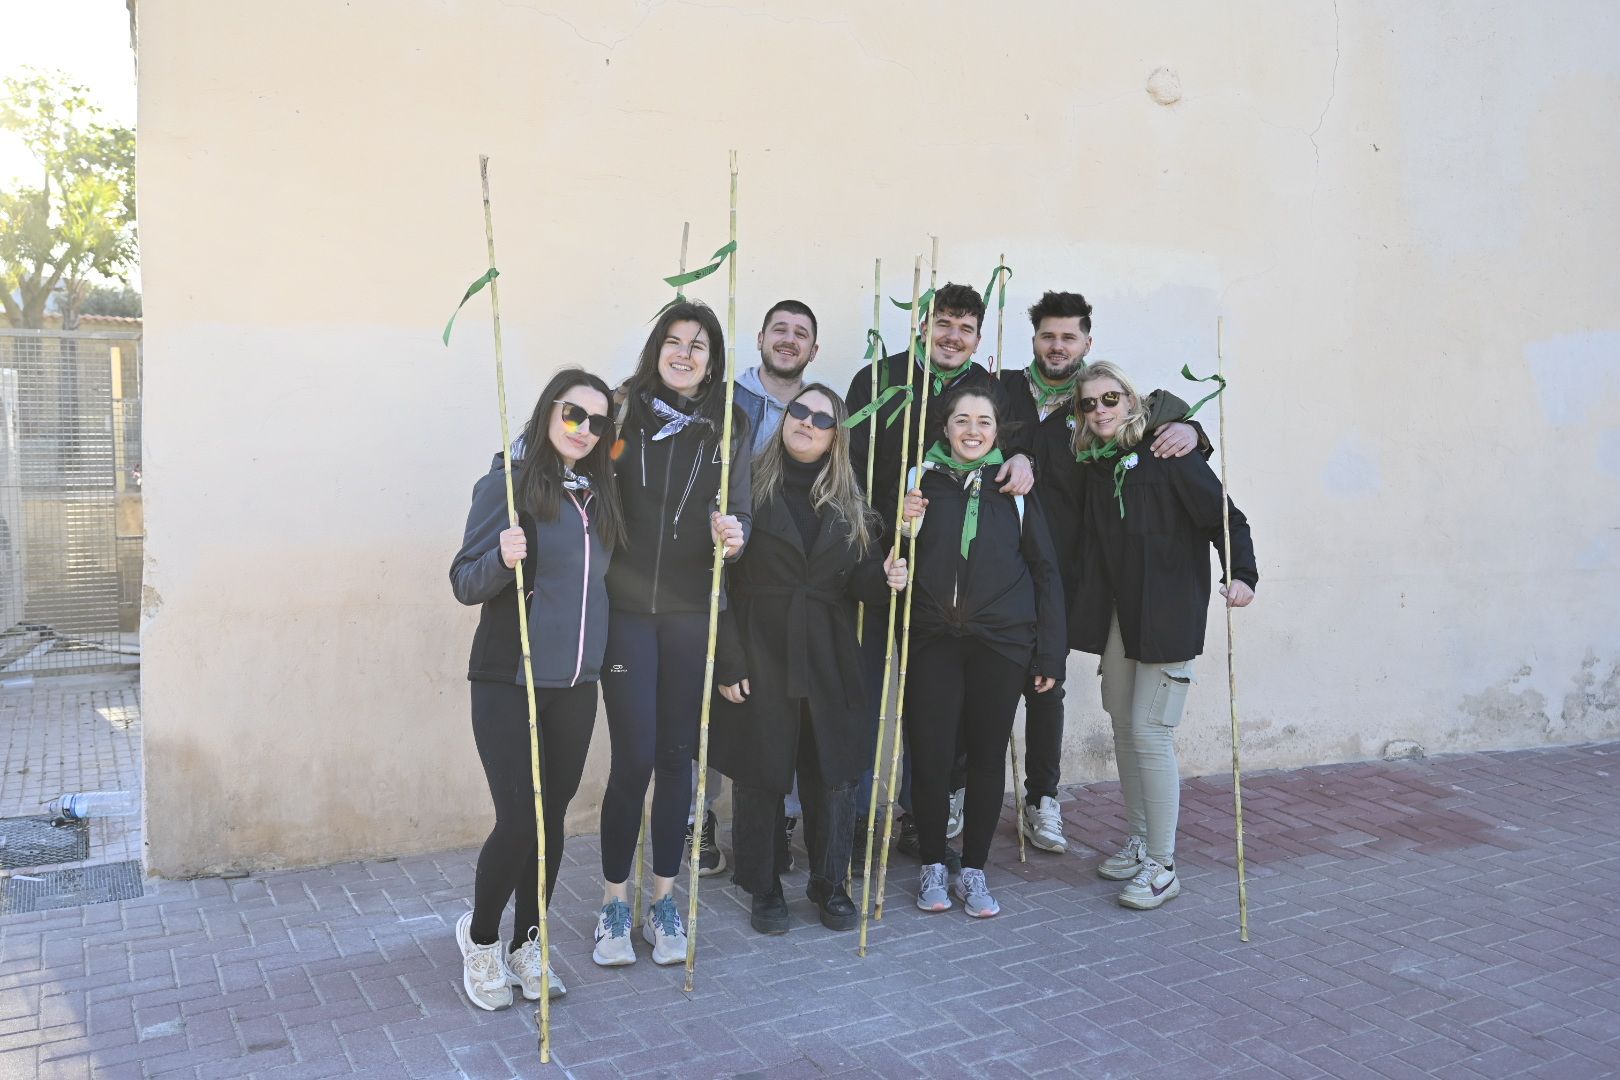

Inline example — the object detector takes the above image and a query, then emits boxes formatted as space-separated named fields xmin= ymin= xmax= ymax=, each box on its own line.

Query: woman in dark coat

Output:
xmin=1067 ymin=360 xmax=1258 ymax=911
xmin=710 ymin=383 xmax=907 ymax=934
xmin=898 ymin=384 xmax=1067 ymax=919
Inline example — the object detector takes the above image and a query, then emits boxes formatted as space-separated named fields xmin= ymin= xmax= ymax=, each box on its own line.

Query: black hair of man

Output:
xmin=759 ymin=299 xmax=818 ymax=342
xmin=933 ymin=282 xmax=986 ymax=333
xmin=1027 ymin=290 xmax=1093 ymax=334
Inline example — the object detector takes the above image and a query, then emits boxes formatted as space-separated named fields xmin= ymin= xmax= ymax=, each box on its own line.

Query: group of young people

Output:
xmin=447 ymin=282 xmax=1259 ymax=1010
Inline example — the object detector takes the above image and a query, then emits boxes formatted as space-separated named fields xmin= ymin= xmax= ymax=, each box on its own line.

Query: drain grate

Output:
xmin=0 ymin=859 xmax=144 ymax=914
xmin=0 ymin=814 xmax=89 ymax=870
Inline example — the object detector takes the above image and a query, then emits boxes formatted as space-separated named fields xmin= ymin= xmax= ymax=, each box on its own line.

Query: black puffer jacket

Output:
xmin=450 ymin=453 xmax=612 ymax=687
xmin=607 ymin=384 xmax=752 ymax=614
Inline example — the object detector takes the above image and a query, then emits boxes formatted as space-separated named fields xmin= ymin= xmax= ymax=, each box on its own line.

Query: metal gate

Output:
xmin=0 ymin=329 xmax=141 ymax=675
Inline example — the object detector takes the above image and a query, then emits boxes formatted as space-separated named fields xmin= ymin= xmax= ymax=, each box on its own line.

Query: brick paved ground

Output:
xmin=0 ymin=677 xmax=1616 ymax=1078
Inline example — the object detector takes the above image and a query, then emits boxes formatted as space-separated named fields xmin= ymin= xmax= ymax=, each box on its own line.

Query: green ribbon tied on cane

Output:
xmin=891 ymin=286 xmax=936 ymax=313
xmin=923 ymin=441 xmax=1005 ymax=559
xmin=1074 ymin=436 xmax=1135 ymax=518
xmin=1180 ymin=364 xmax=1227 ymax=420
xmin=843 ymin=382 xmax=912 ymax=429
xmin=442 ymin=267 xmax=500 ymax=346
xmin=982 ymin=263 xmax=1012 ymax=313
xmin=652 ymin=240 xmax=738 ymax=320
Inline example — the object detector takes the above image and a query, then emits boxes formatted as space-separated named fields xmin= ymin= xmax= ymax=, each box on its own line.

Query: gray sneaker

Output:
xmin=642 ymin=895 xmax=687 ymax=966
xmin=505 ymin=930 xmax=565 ymax=1000
xmin=1117 ymin=858 xmax=1180 ymax=910
xmin=916 ymin=862 xmax=952 ymax=912
xmin=591 ymin=899 xmax=635 ymax=967
xmin=1097 ymin=835 xmax=1147 ymax=881
xmin=951 ymin=867 xmax=1000 ymax=918
xmin=1021 ymin=796 xmax=1068 ymax=854
xmin=945 ymin=788 xmax=966 ymax=840
xmin=455 ymin=911 xmax=513 ymax=1011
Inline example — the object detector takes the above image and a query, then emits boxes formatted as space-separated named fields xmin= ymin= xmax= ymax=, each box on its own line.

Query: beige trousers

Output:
xmin=1099 ymin=612 xmax=1194 ymax=866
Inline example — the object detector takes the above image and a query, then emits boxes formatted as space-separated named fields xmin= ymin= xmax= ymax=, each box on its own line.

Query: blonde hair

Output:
xmin=752 ymin=384 xmax=878 ymax=553
xmin=1072 ymin=360 xmax=1148 ymax=454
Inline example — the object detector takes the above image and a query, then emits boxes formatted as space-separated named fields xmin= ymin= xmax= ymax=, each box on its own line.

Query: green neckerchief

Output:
xmin=923 ymin=441 xmax=1006 ymax=559
xmin=1074 ymin=436 xmax=1139 ymax=519
xmin=1026 ymin=363 xmax=1078 ymax=414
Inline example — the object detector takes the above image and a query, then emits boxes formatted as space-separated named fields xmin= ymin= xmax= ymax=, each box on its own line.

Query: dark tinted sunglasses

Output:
xmin=786 ymin=399 xmax=837 ymax=430
xmin=1078 ymin=391 xmax=1124 ymax=414
xmin=555 ymin=400 xmax=613 ymax=438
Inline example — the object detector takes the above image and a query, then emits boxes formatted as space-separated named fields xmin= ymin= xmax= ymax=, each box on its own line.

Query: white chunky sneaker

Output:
xmin=642 ymin=895 xmax=687 ymax=966
xmin=945 ymin=788 xmax=966 ymax=840
xmin=1097 ymin=835 xmax=1147 ymax=881
xmin=916 ymin=862 xmax=952 ymax=912
xmin=454 ymin=911 xmax=513 ymax=1011
xmin=1117 ymin=859 xmax=1180 ymax=910
xmin=506 ymin=930 xmax=565 ymax=1000
xmin=1021 ymin=796 xmax=1068 ymax=854
xmin=951 ymin=867 xmax=1000 ymax=918
xmin=592 ymin=898 xmax=636 ymax=967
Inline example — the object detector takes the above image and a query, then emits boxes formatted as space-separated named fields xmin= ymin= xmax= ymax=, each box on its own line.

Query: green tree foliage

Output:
xmin=0 ymin=69 xmax=137 ymax=329
xmin=79 ymin=283 xmax=141 ymax=318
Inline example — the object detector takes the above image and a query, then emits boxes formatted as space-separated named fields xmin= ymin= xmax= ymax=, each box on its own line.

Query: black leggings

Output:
xmin=1021 ymin=671 xmax=1066 ymax=804
xmin=469 ymin=680 xmax=597 ymax=947
xmin=903 ymin=636 xmax=1027 ymax=869
xmin=599 ymin=609 xmax=709 ymax=881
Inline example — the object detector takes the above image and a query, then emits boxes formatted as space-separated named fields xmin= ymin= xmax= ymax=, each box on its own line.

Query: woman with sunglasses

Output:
xmin=707 ymin=385 xmax=908 ymax=934
xmin=449 ymin=368 xmax=624 ymax=1009
xmin=593 ymin=300 xmax=751 ymax=967
xmin=898 ymin=384 xmax=1066 ymax=918
xmin=1067 ymin=361 xmax=1257 ymax=910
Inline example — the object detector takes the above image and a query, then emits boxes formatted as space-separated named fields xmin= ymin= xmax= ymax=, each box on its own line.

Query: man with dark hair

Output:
xmin=688 ymin=299 xmax=822 ymax=880
xmin=844 ymin=282 xmax=1034 ymax=862
xmin=999 ymin=289 xmax=1204 ymax=854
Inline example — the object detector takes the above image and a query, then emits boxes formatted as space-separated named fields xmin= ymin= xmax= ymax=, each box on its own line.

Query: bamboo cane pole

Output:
xmin=476 ymin=155 xmax=552 ymax=1063
xmin=991 ymin=252 xmax=1007 ymax=374
xmin=1010 ymin=732 xmax=1027 ymax=863
xmin=684 ymin=153 xmax=739 ymax=991
xmin=858 ymin=256 xmax=922 ymax=953
xmin=634 ymin=222 xmax=689 ymax=932
xmin=857 ymin=258 xmax=881 ymax=647
xmin=1216 ymin=316 xmax=1250 ymax=942
xmin=874 ymin=235 xmax=941 ymax=920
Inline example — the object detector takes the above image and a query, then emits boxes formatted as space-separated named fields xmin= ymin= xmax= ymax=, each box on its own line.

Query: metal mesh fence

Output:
xmin=0 ymin=330 xmax=142 ymax=675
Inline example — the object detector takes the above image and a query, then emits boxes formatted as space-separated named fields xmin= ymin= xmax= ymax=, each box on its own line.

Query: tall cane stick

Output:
xmin=476 ymin=155 xmax=552 ymax=1064
xmin=856 ymin=258 xmax=881 ymax=647
xmin=1010 ymin=732 xmax=1027 ymax=863
xmin=991 ymin=252 xmax=1007 ymax=374
xmin=635 ymin=222 xmax=689 ymax=931
xmin=1216 ymin=316 xmax=1250 ymax=942
xmin=874 ymin=235 xmax=941 ymax=920
xmin=858 ymin=256 xmax=922 ymax=952
xmin=685 ymin=153 xmax=739 ymax=991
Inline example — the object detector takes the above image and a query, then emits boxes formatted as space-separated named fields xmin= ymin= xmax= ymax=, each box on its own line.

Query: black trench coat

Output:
xmin=707 ymin=493 xmax=891 ymax=795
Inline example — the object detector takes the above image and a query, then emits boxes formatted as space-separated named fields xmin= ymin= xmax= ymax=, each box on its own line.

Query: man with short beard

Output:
xmin=999 ymin=290 xmax=1204 ymax=855
xmin=688 ymin=300 xmax=823 ymax=880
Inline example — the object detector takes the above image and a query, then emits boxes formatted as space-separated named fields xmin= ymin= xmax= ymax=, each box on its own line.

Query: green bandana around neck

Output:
xmin=1027 ymin=363 xmax=1078 ymax=412
xmin=923 ymin=441 xmax=1006 ymax=559
xmin=1073 ymin=436 xmax=1137 ymax=518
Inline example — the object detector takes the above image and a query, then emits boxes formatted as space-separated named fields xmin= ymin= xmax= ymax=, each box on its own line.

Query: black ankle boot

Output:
xmin=807 ymin=878 xmax=858 ymax=932
xmin=750 ymin=883 xmax=789 ymax=935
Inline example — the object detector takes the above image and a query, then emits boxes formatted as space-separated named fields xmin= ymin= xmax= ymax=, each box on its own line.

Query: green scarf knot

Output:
xmin=1074 ymin=437 xmax=1137 ymax=518
xmin=923 ymin=441 xmax=1005 ymax=559
xmin=1027 ymin=363 xmax=1078 ymax=413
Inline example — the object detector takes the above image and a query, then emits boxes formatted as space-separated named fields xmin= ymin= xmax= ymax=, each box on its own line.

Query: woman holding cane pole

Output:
xmin=898 ymin=384 xmax=1066 ymax=917
xmin=1067 ymin=360 xmax=1257 ymax=910
xmin=593 ymin=300 xmax=750 ymax=967
xmin=449 ymin=368 xmax=624 ymax=1007
xmin=708 ymin=385 xmax=907 ymax=934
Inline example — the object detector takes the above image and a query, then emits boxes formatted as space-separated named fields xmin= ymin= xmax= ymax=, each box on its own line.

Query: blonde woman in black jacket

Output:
xmin=449 ymin=368 xmax=623 ymax=1009
xmin=1067 ymin=360 xmax=1258 ymax=910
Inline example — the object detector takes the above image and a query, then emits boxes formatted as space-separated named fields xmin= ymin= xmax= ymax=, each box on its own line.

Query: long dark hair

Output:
xmin=625 ymin=300 xmax=745 ymax=435
xmin=515 ymin=368 xmax=625 ymax=550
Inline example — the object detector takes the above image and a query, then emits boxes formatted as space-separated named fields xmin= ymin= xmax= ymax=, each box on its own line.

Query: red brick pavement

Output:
xmin=1 ymin=743 xmax=1616 ymax=1078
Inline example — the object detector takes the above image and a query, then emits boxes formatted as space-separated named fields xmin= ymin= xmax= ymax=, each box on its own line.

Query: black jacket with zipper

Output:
xmin=906 ymin=462 xmax=1068 ymax=681
xmin=1066 ymin=446 xmax=1258 ymax=664
xmin=607 ymin=385 xmax=752 ymax=614
xmin=450 ymin=453 xmax=612 ymax=687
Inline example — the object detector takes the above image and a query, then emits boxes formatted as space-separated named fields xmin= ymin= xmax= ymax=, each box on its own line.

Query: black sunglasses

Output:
xmin=1078 ymin=391 xmax=1124 ymax=414
xmin=555 ymin=400 xmax=613 ymax=438
xmin=786 ymin=399 xmax=837 ymax=430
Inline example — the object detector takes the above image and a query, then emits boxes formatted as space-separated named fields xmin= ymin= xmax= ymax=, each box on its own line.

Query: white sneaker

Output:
xmin=592 ymin=899 xmax=636 ymax=967
xmin=454 ymin=911 xmax=513 ymax=1011
xmin=505 ymin=930 xmax=565 ymax=1000
xmin=1118 ymin=859 xmax=1180 ymax=910
xmin=642 ymin=895 xmax=687 ymax=966
xmin=951 ymin=867 xmax=1000 ymax=918
xmin=1097 ymin=835 xmax=1147 ymax=881
xmin=1019 ymin=796 xmax=1068 ymax=854
xmin=945 ymin=788 xmax=965 ymax=840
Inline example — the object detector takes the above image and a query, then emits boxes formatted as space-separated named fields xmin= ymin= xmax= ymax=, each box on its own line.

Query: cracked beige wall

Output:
xmin=136 ymin=1 xmax=1620 ymax=874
